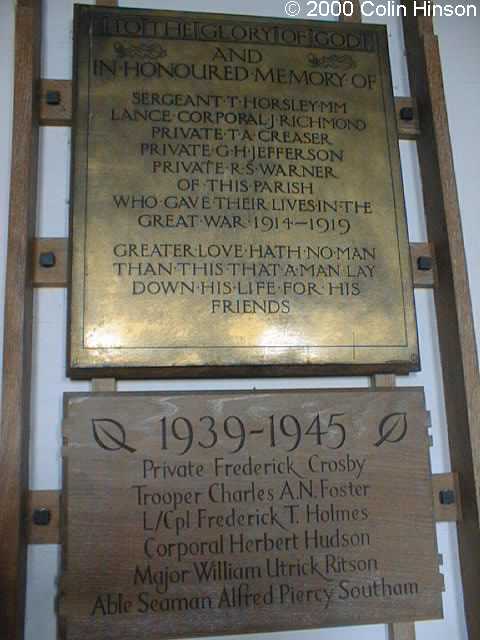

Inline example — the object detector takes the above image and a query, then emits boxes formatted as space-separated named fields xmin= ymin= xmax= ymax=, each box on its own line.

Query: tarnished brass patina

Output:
xmin=69 ymin=5 xmax=419 ymax=378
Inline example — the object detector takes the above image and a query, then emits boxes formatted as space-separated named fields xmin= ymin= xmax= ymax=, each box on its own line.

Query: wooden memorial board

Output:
xmin=68 ymin=6 xmax=418 ymax=378
xmin=60 ymin=388 xmax=443 ymax=638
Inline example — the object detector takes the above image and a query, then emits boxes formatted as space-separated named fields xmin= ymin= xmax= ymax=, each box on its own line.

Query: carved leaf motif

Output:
xmin=91 ymin=418 xmax=136 ymax=453
xmin=374 ymin=413 xmax=408 ymax=447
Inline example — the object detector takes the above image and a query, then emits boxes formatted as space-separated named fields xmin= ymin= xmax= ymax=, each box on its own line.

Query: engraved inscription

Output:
xmin=61 ymin=389 xmax=443 ymax=638
xmin=69 ymin=7 xmax=418 ymax=375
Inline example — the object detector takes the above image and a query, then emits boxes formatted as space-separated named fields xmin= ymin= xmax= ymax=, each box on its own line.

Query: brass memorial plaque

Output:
xmin=69 ymin=6 xmax=419 ymax=377
xmin=61 ymin=389 xmax=443 ymax=638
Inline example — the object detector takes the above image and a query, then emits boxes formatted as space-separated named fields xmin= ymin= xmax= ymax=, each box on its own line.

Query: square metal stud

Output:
xmin=39 ymin=251 xmax=56 ymax=268
xmin=417 ymin=255 xmax=433 ymax=271
xmin=33 ymin=508 xmax=51 ymax=526
xmin=439 ymin=489 xmax=456 ymax=505
xmin=46 ymin=90 xmax=61 ymax=106
xmin=400 ymin=106 xmax=415 ymax=121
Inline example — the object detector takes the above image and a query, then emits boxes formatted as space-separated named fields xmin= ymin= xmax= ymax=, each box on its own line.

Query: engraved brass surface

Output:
xmin=69 ymin=6 xmax=419 ymax=377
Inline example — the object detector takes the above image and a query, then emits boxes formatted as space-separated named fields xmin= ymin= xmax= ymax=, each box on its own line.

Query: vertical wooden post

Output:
xmin=403 ymin=11 xmax=480 ymax=639
xmin=0 ymin=1 xmax=41 ymax=639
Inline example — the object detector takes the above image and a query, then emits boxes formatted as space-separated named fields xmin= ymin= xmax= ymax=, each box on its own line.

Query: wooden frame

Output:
xmin=1 ymin=0 xmax=479 ymax=638
xmin=0 ymin=2 xmax=41 ymax=639
xmin=403 ymin=11 xmax=480 ymax=638
xmin=30 ymin=239 xmax=436 ymax=290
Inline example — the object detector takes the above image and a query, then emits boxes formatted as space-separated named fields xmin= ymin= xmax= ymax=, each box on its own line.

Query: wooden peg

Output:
xmin=32 ymin=237 xmax=68 ymax=287
xmin=396 ymin=97 xmax=421 ymax=140
xmin=39 ymin=79 xmax=72 ymax=126
xmin=432 ymin=472 xmax=462 ymax=522
xmin=26 ymin=490 xmax=60 ymax=544
xmin=410 ymin=242 xmax=435 ymax=288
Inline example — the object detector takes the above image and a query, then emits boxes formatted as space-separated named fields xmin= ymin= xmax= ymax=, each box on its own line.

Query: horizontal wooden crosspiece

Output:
xmin=39 ymin=79 xmax=421 ymax=140
xmin=31 ymin=238 xmax=436 ymax=289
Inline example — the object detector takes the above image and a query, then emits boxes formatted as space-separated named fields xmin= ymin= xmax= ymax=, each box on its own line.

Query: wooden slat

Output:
xmin=396 ymin=97 xmax=421 ymax=140
xmin=0 ymin=1 xmax=41 ymax=638
xmin=417 ymin=15 xmax=434 ymax=37
xmin=339 ymin=0 xmax=361 ymax=22
xmin=41 ymin=80 xmax=419 ymax=143
xmin=388 ymin=624 xmax=416 ymax=640
xmin=410 ymin=242 xmax=435 ymax=288
xmin=403 ymin=12 xmax=480 ymax=640
xmin=30 ymin=239 xmax=434 ymax=290
xmin=39 ymin=79 xmax=72 ymax=126
xmin=432 ymin=472 xmax=462 ymax=522
xmin=92 ymin=378 xmax=117 ymax=392
xmin=26 ymin=491 xmax=60 ymax=544
xmin=372 ymin=374 xmax=396 ymax=388
xmin=32 ymin=237 xmax=68 ymax=287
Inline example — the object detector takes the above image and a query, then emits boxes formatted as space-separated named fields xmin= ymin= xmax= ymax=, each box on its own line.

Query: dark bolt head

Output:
xmin=39 ymin=252 xmax=56 ymax=268
xmin=46 ymin=90 xmax=61 ymax=106
xmin=417 ymin=255 xmax=433 ymax=272
xmin=33 ymin=508 xmax=51 ymax=526
xmin=439 ymin=490 xmax=456 ymax=505
xmin=400 ymin=106 xmax=415 ymax=122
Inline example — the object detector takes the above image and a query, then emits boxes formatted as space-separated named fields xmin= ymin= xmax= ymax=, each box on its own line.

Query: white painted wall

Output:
xmin=0 ymin=1 xmax=478 ymax=639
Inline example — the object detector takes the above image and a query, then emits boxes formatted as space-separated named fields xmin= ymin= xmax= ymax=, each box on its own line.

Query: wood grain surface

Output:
xmin=339 ymin=0 xmax=362 ymax=22
xmin=39 ymin=79 xmax=72 ymax=126
xmin=0 ymin=2 xmax=41 ymax=639
xmin=60 ymin=389 xmax=443 ymax=639
xmin=403 ymin=12 xmax=480 ymax=640
xmin=395 ymin=97 xmax=421 ymax=140
xmin=32 ymin=237 xmax=69 ymax=287
xmin=26 ymin=490 xmax=61 ymax=545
